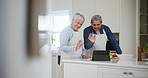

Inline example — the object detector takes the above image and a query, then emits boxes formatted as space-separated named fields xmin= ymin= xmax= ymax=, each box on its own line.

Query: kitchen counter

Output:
xmin=63 ymin=54 xmax=148 ymax=78
xmin=62 ymin=57 xmax=148 ymax=69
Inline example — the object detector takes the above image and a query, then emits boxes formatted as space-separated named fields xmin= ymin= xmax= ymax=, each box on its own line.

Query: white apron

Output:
xmin=86 ymin=29 xmax=107 ymax=56
xmin=61 ymin=31 xmax=82 ymax=59
xmin=58 ymin=30 xmax=82 ymax=78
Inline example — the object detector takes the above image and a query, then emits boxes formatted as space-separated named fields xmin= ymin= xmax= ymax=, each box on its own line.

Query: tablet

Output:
xmin=92 ymin=50 xmax=110 ymax=61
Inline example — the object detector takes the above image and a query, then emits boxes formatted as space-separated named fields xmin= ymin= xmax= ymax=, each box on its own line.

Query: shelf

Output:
xmin=142 ymin=24 xmax=148 ymax=26
xmin=140 ymin=13 xmax=148 ymax=16
xmin=140 ymin=34 xmax=148 ymax=36
xmin=140 ymin=8 xmax=148 ymax=10
xmin=140 ymin=8 xmax=148 ymax=14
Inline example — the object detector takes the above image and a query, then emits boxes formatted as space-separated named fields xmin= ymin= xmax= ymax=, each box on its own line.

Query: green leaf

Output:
xmin=143 ymin=42 xmax=148 ymax=51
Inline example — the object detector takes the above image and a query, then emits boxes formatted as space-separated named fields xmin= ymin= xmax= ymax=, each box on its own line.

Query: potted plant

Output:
xmin=143 ymin=40 xmax=148 ymax=53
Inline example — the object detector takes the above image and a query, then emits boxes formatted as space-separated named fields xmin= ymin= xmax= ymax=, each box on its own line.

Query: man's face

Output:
xmin=72 ymin=18 xmax=84 ymax=31
xmin=92 ymin=20 xmax=102 ymax=32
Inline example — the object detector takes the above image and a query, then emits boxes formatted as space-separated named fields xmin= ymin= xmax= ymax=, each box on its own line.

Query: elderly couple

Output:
xmin=58 ymin=13 xmax=122 ymax=64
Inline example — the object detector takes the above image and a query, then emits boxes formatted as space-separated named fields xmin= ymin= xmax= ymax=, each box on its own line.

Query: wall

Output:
xmin=72 ymin=0 xmax=95 ymax=38
xmin=120 ymin=0 xmax=136 ymax=55
xmin=51 ymin=0 xmax=72 ymax=11
xmin=71 ymin=0 xmax=137 ymax=55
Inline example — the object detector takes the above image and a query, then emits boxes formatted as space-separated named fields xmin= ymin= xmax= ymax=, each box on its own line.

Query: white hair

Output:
xmin=72 ymin=13 xmax=85 ymax=22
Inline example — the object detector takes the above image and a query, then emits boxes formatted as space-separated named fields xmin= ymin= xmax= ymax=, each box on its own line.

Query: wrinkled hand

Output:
xmin=76 ymin=40 xmax=82 ymax=51
xmin=88 ymin=34 xmax=96 ymax=43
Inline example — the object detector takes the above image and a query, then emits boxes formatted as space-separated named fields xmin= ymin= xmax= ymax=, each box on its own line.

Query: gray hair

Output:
xmin=72 ymin=13 xmax=85 ymax=22
xmin=91 ymin=15 xmax=102 ymax=24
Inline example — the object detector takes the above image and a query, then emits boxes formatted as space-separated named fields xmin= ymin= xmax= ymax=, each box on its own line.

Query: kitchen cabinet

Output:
xmin=64 ymin=63 xmax=97 ymax=78
xmin=63 ymin=57 xmax=148 ymax=78
xmin=64 ymin=63 xmax=148 ymax=78
xmin=98 ymin=67 xmax=148 ymax=78
xmin=52 ymin=52 xmax=59 ymax=78
xmin=139 ymin=0 xmax=148 ymax=47
xmin=98 ymin=67 xmax=126 ymax=78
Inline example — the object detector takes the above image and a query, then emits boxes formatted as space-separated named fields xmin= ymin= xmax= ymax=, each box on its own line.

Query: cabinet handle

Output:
xmin=128 ymin=72 xmax=133 ymax=75
xmin=123 ymin=72 xmax=127 ymax=75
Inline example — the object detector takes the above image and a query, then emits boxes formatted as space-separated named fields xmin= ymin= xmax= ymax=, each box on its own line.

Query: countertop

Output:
xmin=62 ymin=54 xmax=148 ymax=69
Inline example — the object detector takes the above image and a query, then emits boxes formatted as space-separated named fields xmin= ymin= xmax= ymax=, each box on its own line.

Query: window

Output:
xmin=38 ymin=15 xmax=49 ymax=31
xmin=50 ymin=10 xmax=70 ymax=50
xmin=38 ymin=15 xmax=50 ymax=48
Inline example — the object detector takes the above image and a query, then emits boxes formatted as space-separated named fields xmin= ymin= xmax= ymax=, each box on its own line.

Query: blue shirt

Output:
xmin=83 ymin=25 xmax=122 ymax=54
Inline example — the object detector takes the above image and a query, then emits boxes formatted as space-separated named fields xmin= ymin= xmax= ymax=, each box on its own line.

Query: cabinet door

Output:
xmin=64 ymin=63 xmax=98 ymax=78
xmin=98 ymin=67 xmax=148 ymax=78
xmin=52 ymin=54 xmax=58 ymax=78
xmin=98 ymin=67 xmax=127 ymax=78
xmin=139 ymin=0 xmax=148 ymax=47
xmin=96 ymin=0 xmax=120 ymax=33
xmin=130 ymin=70 xmax=148 ymax=78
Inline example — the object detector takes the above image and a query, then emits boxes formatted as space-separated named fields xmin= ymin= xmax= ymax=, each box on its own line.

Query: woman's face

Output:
xmin=92 ymin=20 xmax=102 ymax=32
xmin=72 ymin=18 xmax=84 ymax=31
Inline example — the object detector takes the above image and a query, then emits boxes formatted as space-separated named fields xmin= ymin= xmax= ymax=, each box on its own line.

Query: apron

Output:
xmin=61 ymin=31 xmax=82 ymax=59
xmin=86 ymin=29 xmax=107 ymax=56
xmin=58 ymin=30 xmax=82 ymax=78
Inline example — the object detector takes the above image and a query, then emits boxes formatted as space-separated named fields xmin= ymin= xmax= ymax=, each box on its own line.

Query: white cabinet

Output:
xmin=95 ymin=0 xmax=120 ymax=33
xmin=98 ymin=67 xmax=148 ymax=78
xmin=52 ymin=52 xmax=59 ymax=78
xmin=63 ymin=61 xmax=148 ymax=78
xmin=131 ymin=70 xmax=148 ymax=78
xmin=64 ymin=63 xmax=98 ymax=78
xmin=98 ymin=67 xmax=126 ymax=78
